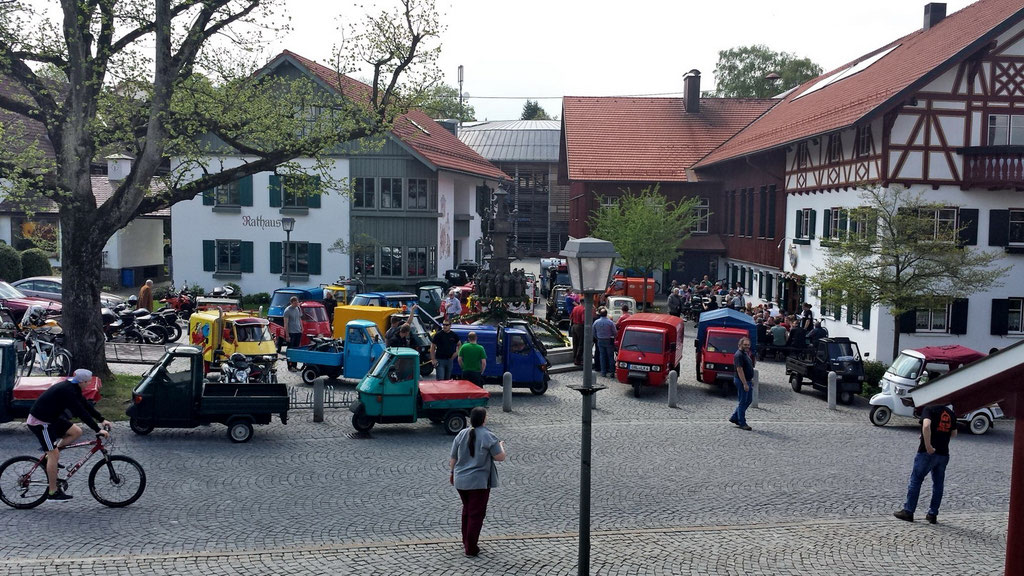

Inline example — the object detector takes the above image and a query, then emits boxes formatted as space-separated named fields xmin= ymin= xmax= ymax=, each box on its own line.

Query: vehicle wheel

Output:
xmin=839 ymin=391 xmax=854 ymax=405
xmin=301 ymin=366 xmax=319 ymax=385
xmin=164 ymin=323 xmax=183 ymax=342
xmin=50 ymin=351 xmax=73 ymax=377
xmin=529 ymin=380 xmax=548 ymax=395
xmin=968 ymin=413 xmax=992 ymax=435
xmin=420 ymin=362 xmax=434 ymax=377
xmin=143 ymin=326 xmax=167 ymax=345
xmin=227 ymin=420 xmax=254 ymax=443
xmin=869 ymin=405 xmax=891 ymax=427
xmin=443 ymin=411 xmax=468 ymax=435
xmin=129 ymin=417 xmax=154 ymax=435
xmin=790 ymin=374 xmax=802 ymax=393
xmin=20 ymin=350 xmax=35 ymax=376
xmin=632 ymin=381 xmax=642 ymax=398
xmin=89 ymin=455 xmax=146 ymax=508
xmin=0 ymin=456 xmax=49 ymax=509
xmin=352 ymin=412 xmax=375 ymax=433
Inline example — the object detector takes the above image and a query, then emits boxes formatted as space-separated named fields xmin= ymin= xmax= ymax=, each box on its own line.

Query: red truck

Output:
xmin=614 ymin=313 xmax=684 ymax=397
xmin=694 ymin=309 xmax=757 ymax=391
xmin=268 ymin=300 xmax=332 ymax=347
xmin=605 ymin=275 xmax=658 ymax=309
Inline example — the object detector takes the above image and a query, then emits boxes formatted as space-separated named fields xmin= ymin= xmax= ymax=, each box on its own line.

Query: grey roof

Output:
xmin=458 ymin=120 xmax=561 ymax=162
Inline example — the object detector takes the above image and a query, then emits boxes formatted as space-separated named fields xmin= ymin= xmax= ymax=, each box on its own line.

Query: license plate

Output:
xmin=628 ymin=364 xmax=651 ymax=372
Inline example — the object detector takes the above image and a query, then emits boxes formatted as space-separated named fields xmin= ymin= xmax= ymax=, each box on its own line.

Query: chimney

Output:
xmin=923 ymin=3 xmax=946 ymax=30
xmin=106 ymin=154 xmax=133 ymax=181
xmin=684 ymin=69 xmax=701 ymax=114
xmin=436 ymin=118 xmax=459 ymax=137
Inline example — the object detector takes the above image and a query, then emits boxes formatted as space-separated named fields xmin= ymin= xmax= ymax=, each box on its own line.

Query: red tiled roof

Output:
xmin=391 ymin=109 xmax=508 ymax=180
xmin=562 ymin=96 xmax=775 ymax=182
xmin=697 ymin=0 xmax=1024 ymax=168
xmin=278 ymin=50 xmax=373 ymax=107
xmin=271 ymin=52 xmax=507 ymax=182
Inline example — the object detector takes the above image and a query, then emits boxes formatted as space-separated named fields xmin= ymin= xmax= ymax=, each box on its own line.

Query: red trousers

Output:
xmin=458 ymin=488 xmax=491 ymax=555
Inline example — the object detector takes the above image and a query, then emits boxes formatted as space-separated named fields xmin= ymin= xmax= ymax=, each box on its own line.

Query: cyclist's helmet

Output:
xmin=228 ymin=352 xmax=249 ymax=370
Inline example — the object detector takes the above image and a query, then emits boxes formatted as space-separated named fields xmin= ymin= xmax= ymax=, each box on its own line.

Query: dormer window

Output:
xmin=988 ymin=114 xmax=1024 ymax=145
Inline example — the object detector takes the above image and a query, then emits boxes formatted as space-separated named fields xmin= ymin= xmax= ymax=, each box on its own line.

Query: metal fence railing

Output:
xmin=288 ymin=385 xmax=354 ymax=410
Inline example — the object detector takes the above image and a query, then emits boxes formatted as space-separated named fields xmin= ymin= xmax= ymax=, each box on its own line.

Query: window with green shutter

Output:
xmin=203 ymin=240 xmax=215 ymax=271
xmin=270 ymin=241 xmax=282 ymax=273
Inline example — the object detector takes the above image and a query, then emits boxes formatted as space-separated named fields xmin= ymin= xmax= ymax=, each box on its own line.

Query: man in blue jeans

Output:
xmin=894 ymin=404 xmax=957 ymax=523
xmin=592 ymin=307 xmax=617 ymax=377
xmin=729 ymin=337 xmax=754 ymax=431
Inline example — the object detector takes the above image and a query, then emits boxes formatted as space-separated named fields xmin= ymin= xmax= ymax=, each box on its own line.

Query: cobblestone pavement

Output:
xmin=0 ymin=341 xmax=1013 ymax=575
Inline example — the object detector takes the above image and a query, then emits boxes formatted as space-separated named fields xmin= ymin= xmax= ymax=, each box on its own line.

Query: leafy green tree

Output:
xmin=0 ymin=0 xmax=441 ymax=374
xmin=520 ymin=100 xmax=552 ymax=120
xmin=329 ymin=232 xmax=379 ymax=287
xmin=589 ymin=184 xmax=700 ymax=307
xmin=713 ymin=45 xmax=822 ymax=98
xmin=411 ymin=83 xmax=474 ymax=121
xmin=812 ymin=186 xmax=1008 ymax=361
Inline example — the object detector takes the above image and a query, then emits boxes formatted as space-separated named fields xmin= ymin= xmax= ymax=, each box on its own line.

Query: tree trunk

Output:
xmin=891 ymin=314 xmax=902 ymax=364
xmin=60 ymin=210 xmax=111 ymax=376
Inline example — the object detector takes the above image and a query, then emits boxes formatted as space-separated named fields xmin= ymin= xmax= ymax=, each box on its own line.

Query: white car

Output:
xmin=607 ymin=296 xmax=637 ymax=323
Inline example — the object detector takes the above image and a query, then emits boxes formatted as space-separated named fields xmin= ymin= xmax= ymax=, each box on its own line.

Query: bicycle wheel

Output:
xmin=0 ymin=456 xmax=50 ymax=509
xmin=89 ymin=455 xmax=146 ymax=508
xmin=48 ymin=350 xmax=72 ymax=377
xmin=19 ymin=349 xmax=35 ymax=377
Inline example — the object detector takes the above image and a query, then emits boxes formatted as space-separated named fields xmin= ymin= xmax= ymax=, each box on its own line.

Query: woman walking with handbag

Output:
xmin=450 ymin=407 xmax=506 ymax=556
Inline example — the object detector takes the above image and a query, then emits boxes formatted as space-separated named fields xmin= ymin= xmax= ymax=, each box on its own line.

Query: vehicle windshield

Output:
xmin=0 ymin=282 xmax=26 ymax=299
xmin=706 ymin=334 xmax=742 ymax=354
xmin=408 ymin=316 xmax=430 ymax=346
xmin=888 ymin=353 xmax=923 ymax=379
xmin=270 ymin=292 xmax=297 ymax=310
xmin=620 ymin=330 xmax=663 ymax=353
xmin=369 ymin=352 xmax=393 ymax=377
xmin=350 ymin=295 xmax=377 ymax=307
xmin=302 ymin=307 xmax=328 ymax=322
xmin=827 ymin=341 xmax=860 ymax=361
xmin=235 ymin=324 xmax=271 ymax=342
xmin=365 ymin=325 xmax=383 ymax=343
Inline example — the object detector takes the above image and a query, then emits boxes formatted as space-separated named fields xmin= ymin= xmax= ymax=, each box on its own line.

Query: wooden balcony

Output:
xmin=959 ymin=146 xmax=1024 ymax=189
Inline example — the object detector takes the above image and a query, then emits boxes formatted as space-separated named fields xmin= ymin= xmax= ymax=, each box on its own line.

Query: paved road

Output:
xmin=0 ymin=341 xmax=1013 ymax=575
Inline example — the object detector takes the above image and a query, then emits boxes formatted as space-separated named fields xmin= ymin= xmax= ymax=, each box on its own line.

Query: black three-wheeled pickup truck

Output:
xmin=127 ymin=345 xmax=288 ymax=442
xmin=785 ymin=337 xmax=866 ymax=405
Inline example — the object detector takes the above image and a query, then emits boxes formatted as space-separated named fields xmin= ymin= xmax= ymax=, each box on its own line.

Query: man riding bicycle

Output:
xmin=25 ymin=369 xmax=111 ymax=501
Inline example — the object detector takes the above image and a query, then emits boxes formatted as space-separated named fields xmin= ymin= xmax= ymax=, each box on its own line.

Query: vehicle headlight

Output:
xmin=652 ymin=365 xmax=661 ymax=372
xmin=858 ymin=376 xmax=864 ymax=381
xmin=705 ymin=363 xmax=714 ymax=369
xmin=618 ymin=361 xmax=628 ymax=368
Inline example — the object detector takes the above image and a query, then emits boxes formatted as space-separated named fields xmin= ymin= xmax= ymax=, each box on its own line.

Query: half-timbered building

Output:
xmin=697 ymin=0 xmax=1024 ymax=360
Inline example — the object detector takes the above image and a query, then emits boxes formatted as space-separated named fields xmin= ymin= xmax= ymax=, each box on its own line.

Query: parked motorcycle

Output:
xmin=219 ymin=352 xmax=252 ymax=383
xmin=150 ymin=307 xmax=183 ymax=342
xmin=160 ymin=281 xmax=197 ymax=321
xmin=102 ymin=303 xmax=167 ymax=344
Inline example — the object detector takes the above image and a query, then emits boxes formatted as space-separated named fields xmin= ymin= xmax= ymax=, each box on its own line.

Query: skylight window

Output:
xmin=793 ymin=44 xmax=900 ymax=100
xmin=409 ymin=119 xmax=430 ymax=135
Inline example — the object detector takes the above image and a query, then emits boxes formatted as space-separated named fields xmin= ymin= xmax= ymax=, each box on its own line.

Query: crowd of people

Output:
xmin=665 ymin=276 xmax=829 ymax=359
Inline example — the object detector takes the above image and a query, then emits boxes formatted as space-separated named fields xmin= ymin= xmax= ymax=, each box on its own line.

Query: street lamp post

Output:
xmin=281 ymin=217 xmax=296 ymax=288
xmin=560 ymin=237 xmax=619 ymax=576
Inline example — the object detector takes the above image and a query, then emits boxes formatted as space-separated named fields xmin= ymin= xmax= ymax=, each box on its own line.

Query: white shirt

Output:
xmin=444 ymin=296 xmax=462 ymax=316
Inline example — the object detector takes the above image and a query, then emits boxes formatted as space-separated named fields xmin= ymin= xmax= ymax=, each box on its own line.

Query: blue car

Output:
xmin=349 ymin=291 xmax=418 ymax=309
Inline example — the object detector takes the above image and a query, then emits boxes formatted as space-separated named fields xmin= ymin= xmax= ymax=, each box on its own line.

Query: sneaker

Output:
xmin=893 ymin=509 xmax=914 ymax=522
xmin=728 ymin=416 xmax=738 ymax=424
xmin=740 ymin=425 xmax=752 ymax=431
xmin=925 ymin=513 xmax=937 ymax=524
xmin=48 ymin=489 xmax=72 ymax=501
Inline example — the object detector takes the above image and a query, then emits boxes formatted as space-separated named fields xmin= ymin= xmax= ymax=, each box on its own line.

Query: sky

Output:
xmin=264 ymin=0 xmax=977 ymax=121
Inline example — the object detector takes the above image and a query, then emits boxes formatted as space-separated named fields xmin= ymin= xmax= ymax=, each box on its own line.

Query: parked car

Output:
xmin=11 ymin=276 xmax=124 ymax=308
xmin=615 ymin=313 xmax=684 ymax=397
xmin=0 ymin=281 xmax=62 ymax=324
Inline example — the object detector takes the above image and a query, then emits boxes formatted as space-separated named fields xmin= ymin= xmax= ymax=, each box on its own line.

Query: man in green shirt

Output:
xmin=458 ymin=331 xmax=487 ymax=387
